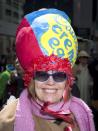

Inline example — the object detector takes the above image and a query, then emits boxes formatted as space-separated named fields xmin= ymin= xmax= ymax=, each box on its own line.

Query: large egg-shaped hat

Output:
xmin=16 ymin=9 xmax=78 ymax=72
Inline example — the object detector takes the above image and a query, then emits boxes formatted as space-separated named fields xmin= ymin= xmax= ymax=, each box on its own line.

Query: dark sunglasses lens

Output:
xmin=34 ymin=71 xmax=48 ymax=81
xmin=53 ymin=72 xmax=66 ymax=82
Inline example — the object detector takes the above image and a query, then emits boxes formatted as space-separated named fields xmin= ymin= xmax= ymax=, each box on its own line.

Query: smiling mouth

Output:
xmin=43 ymin=88 xmax=57 ymax=93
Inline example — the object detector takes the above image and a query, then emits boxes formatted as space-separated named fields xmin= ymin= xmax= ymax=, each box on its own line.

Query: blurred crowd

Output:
xmin=72 ymin=50 xmax=98 ymax=130
xmin=73 ymin=50 xmax=98 ymax=104
xmin=0 ymin=56 xmax=24 ymax=109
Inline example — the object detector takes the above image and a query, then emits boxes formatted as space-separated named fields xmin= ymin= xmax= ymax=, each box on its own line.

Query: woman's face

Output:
xmin=30 ymin=70 xmax=70 ymax=103
xmin=79 ymin=57 xmax=89 ymax=65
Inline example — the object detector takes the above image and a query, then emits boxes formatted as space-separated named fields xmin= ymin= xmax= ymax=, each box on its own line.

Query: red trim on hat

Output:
xmin=23 ymin=54 xmax=74 ymax=87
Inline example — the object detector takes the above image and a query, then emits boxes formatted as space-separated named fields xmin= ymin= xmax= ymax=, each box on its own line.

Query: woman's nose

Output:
xmin=46 ymin=76 xmax=55 ymax=85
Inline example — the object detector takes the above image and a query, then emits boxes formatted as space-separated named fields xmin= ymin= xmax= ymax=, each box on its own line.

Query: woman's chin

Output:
xmin=42 ymin=97 xmax=62 ymax=104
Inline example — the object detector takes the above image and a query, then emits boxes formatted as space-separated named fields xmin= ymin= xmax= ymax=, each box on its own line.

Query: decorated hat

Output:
xmin=78 ymin=50 xmax=90 ymax=58
xmin=16 ymin=9 xmax=78 ymax=86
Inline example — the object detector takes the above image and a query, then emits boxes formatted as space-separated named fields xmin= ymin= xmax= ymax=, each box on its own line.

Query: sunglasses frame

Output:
xmin=34 ymin=71 xmax=67 ymax=82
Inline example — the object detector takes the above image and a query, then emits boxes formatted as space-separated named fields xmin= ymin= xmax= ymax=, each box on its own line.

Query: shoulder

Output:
xmin=71 ymin=96 xmax=91 ymax=109
xmin=70 ymin=97 xmax=95 ymax=131
xmin=0 ymin=99 xmax=18 ymax=131
xmin=70 ymin=96 xmax=93 ymax=117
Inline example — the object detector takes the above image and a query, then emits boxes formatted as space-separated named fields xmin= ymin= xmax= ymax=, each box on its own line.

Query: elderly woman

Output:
xmin=0 ymin=9 xmax=95 ymax=131
xmin=73 ymin=50 xmax=93 ymax=105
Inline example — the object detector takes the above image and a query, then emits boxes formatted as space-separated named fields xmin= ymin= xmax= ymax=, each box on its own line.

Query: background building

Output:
xmin=73 ymin=0 xmax=92 ymax=38
xmin=0 ymin=0 xmax=25 ymax=63
xmin=73 ymin=0 xmax=98 ymax=54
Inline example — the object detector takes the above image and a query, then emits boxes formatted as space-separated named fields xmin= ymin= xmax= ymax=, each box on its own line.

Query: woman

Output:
xmin=0 ymin=9 xmax=95 ymax=131
xmin=73 ymin=50 xmax=93 ymax=105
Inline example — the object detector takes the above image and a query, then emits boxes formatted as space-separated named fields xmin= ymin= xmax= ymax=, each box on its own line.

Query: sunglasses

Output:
xmin=34 ymin=71 xmax=67 ymax=82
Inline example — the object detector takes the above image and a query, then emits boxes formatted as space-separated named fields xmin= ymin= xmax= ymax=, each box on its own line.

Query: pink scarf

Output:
xmin=14 ymin=89 xmax=95 ymax=131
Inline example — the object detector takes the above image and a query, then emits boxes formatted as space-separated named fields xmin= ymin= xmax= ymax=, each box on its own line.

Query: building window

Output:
xmin=0 ymin=5 xmax=2 ymax=18
xmin=5 ymin=9 xmax=11 ymax=16
xmin=13 ymin=1 xmax=19 ymax=9
xmin=13 ymin=12 xmax=19 ymax=19
xmin=6 ymin=0 xmax=11 ymax=5
xmin=0 ymin=36 xmax=4 ymax=55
